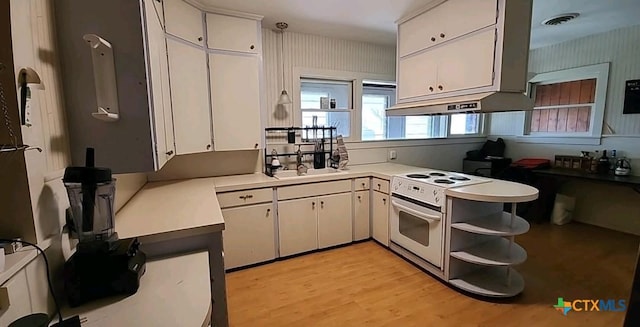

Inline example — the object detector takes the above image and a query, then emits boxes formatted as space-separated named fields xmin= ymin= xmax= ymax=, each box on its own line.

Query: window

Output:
xmin=450 ymin=113 xmax=482 ymax=135
xmin=524 ymin=63 xmax=610 ymax=141
xmin=301 ymin=79 xmax=352 ymax=137
xmin=362 ymin=83 xmax=462 ymax=140
xmin=530 ymin=79 xmax=595 ymax=133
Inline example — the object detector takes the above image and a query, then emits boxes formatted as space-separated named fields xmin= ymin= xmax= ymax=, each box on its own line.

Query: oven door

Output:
xmin=390 ymin=195 xmax=443 ymax=268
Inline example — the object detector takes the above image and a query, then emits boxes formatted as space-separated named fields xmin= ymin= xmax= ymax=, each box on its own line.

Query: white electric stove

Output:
xmin=390 ymin=170 xmax=491 ymax=269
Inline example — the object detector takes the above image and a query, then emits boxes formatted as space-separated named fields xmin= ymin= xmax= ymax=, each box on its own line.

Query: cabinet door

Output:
xmin=354 ymin=190 xmax=370 ymax=241
xmin=206 ymin=13 xmax=260 ymax=54
xmin=437 ymin=29 xmax=496 ymax=94
xmin=209 ymin=53 xmax=261 ymax=151
xmin=164 ymin=0 xmax=204 ymax=45
xmin=372 ymin=191 xmax=389 ymax=246
xmin=278 ymin=197 xmax=318 ymax=257
xmin=222 ymin=203 xmax=275 ymax=269
xmin=397 ymin=51 xmax=438 ymax=100
xmin=166 ymin=38 xmax=212 ymax=154
xmin=440 ymin=0 xmax=498 ymax=43
xmin=150 ymin=0 xmax=165 ymax=28
xmin=318 ymin=193 xmax=353 ymax=249
xmin=144 ymin=0 xmax=175 ymax=168
xmin=398 ymin=4 xmax=442 ymax=57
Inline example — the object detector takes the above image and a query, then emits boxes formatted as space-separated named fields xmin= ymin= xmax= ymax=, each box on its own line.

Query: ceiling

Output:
xmin=196 ymin=0 xmax=640 ymax=48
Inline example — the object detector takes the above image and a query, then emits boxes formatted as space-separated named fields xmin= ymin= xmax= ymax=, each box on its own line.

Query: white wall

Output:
xmin=1 ymin=1 xmax=149 ymax=323
xmin=488 ymin=25 xmax=640 ymax=235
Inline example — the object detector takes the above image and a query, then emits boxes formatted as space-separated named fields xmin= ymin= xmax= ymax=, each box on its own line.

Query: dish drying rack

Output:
xmin=264 ymin=126 xmax=338 ymax=176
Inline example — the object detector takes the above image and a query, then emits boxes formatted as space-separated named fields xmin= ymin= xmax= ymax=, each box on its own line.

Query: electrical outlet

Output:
xmin=389 ymin=150 xmax=397 ymax=160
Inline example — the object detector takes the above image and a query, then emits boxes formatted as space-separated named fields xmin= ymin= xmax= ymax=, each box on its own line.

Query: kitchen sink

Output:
xmin=273 ymin=168 xmax=347 ymax=179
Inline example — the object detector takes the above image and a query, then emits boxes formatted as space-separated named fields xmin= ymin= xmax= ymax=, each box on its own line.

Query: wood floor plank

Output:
xmin=226 ymin=223 xmax=639 ymax=326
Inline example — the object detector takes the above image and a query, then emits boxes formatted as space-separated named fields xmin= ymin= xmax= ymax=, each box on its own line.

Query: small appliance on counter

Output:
xmin=63 ymin=148 xmax=146 ymax=307
xmin=615 ymin=158 xmax=632 ymax=176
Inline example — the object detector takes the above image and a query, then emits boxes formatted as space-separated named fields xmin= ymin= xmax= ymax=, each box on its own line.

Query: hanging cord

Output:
xmin=0 ymin=238 xmax=63 ymax=324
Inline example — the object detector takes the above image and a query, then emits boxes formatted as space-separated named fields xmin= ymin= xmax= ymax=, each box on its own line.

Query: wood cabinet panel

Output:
xmin=222 ymin=203 xmax=275 ymax=269
xmin=354 ymin=190 xmax=370 ymax=241
xmin=278 ymin=197 xmax=318 ymax=257
xmin=318 ymin=193 xmax=353 ymax=249
xmin=372 ymin=191 xmax=389 ymax=246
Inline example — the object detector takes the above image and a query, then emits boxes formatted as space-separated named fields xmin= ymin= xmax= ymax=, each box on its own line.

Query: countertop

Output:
xmin=56 ymin=251 xmax=210 ymax=327
xmin=534 ymin=168 xmax=640 ymax=187
xmin=116 ymin=178 xmax=224 ymax=241
xmin=116 ymin=163 xmax=539 ymax=241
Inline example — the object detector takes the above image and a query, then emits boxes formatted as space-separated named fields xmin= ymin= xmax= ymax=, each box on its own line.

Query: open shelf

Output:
xmin=449 ymin=267 xmax=524 ymax=298
xmin=450 ymin=238 xmax=527 ymax=266
xmin=451 ymin=212 xmax=530 ymax=236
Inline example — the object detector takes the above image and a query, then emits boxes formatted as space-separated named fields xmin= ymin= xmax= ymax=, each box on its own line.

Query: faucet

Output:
xmin=296 ymin=146 xmax=308 ymax=175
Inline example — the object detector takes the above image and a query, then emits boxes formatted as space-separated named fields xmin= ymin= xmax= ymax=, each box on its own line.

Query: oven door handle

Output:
xmin=391 ymin=200 xmax=441 ymax=221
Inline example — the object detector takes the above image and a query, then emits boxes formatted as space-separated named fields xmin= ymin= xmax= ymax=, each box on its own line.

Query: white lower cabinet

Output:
xmin=372 ymin=191 xmax=390 ymax=246
xmin=278 ymin=197 xmax=318 ymax=257
xmin=353 ymin=190 xmax=370 ymax=241
xmin=221 ymin=203 xmax=275 ymax=269
xmin=318 ymin=193 xmax=353 ymax=249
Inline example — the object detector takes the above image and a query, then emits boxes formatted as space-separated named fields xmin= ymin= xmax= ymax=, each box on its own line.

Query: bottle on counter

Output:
xmin=597 ymin=150 xmax=610 ymax=174
xmin=610 ymin=149 xmax=617 ymax=171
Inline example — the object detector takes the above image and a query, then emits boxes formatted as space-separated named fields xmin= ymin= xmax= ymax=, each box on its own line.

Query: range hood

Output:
xmin=386 ymin=91 xmax=533 ymax=116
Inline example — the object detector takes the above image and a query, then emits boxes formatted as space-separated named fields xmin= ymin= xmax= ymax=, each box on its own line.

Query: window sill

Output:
xmin=515 ymin=135 xmax=601 ymax=145
xmin=346 ymin=136 xmax=487 ymax=149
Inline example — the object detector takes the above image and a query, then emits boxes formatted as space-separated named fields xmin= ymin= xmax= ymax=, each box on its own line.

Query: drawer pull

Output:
xmin=250 ymin=45 xmax=255 ymax=50
xmin=431 ymin=36 xmax=436 ymax=42
xmin=361 ymin=182 xmax=365 ymax=188
xmin=166 ymin=150 xmax=174 ymax=156
xmin=440 ymin=33 xmax=445 ymax=38
xmin=197 ymin=36 xmax=203 ymax=42
xmin=357 ymin=195 xmax=361 ymax=200
xmin=239 ymin=195 xmax=254 ymax=200
xmin=429 ymin=86 xmax=434 ymax=92
xmin=266 ymin=208 xmax=271 ymax=215
xmin=377 ymin=183 xmax=381 ymax=190
xmin=321 ymin=201 xmax=324 ymax=208
xmin=383 ymin=198 xmax=387 ymax=204
xmin=438 ymin=85 xmax=443 ymax=91
xmin=312 ymin=202 xmax=316 ymax=209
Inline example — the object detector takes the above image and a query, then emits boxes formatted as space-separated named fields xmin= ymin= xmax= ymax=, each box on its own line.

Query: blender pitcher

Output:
xmin=63 ymin=148 xmax=117 ymax=245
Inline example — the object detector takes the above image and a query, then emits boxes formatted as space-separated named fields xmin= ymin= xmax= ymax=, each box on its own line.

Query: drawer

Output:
xmin=354 ymin=178 xmax=370 ymax=191
xmin=277 ymin=180 xmax=352 ymax=200
xmin=371 ymin=178 xmax=389 ymax=193
xmin=217 ymin=188 xmax=273 ymax=208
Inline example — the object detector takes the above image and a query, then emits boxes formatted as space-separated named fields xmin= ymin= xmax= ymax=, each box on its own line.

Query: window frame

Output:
xmin=519 ymin=63 xmax=610 ymax=144
xmin=292 ymin=68 xmax=487 ymax=143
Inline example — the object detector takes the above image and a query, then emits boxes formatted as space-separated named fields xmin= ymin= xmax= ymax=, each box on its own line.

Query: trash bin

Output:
xmin=551 ymin=194 xmax=575 ymax=225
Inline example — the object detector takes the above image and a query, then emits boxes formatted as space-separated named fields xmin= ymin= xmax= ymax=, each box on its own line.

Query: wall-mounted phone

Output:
xmin=17 ymin=67 xmax=41 ymax=127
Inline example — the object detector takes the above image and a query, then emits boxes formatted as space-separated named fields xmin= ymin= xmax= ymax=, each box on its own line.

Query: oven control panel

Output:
xmin=391 ymin=177 xmax=444 ymax=209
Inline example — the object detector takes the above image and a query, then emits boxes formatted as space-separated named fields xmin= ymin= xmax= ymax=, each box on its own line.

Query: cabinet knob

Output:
xmin=312 ymin=202 xmax=316 ymax=209
xmin=383 ymin=198 xmax=386 ymax=204
xmin=429 ymin=86 xmax=434 ymax=92
xmin=250 ymin=45 xmax=255 ymax=50
xmin=440 ymin=33 xmax=445 ymax=38
xmin=321 ymin=201 xmax=324 ymax=208
xmin=266 ymin=208 xmax=271 ymax=214
xmin=197 ymin=36 xmax=203 ymax=42
xmin=431 ymin=36 xmax=436 ymax=42
xmin=254 ymin=143 xmax=259 ymax=149
xmin=206 ymin=144 xmax=211 ymax=150
xmin=438 ymin=85 xmax=444 ymax=91
xmin=166 ymin=150 xmax=174 ymax=156
xmin=377 ymin=183 xmax=381 ymax=190
xmin=361 ymin=182 xmax=365 ymax=188
xmin=357 ymin=195 xmax=361 ymax=200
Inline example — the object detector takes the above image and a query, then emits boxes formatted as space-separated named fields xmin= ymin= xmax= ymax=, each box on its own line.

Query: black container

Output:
xmin=287 ymin=130 xmax=296 ymax=143
xmin=314 ymin=152 xmax=325 ymax=169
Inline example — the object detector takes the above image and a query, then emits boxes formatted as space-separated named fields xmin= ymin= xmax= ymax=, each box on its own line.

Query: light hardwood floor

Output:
xmin=226 ymin=223 xmax=639 ymax=327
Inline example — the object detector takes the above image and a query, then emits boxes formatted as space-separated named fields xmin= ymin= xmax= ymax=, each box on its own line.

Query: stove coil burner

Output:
xmin=434 ymin=179 xmax=455 ymax=184
xmin=429 ymin=172 xmax=446 ymax=177
xmin=449 ymin=176 xmax=470 ymax=181
xmin=407 ymin=174 xmax=430 ymax=178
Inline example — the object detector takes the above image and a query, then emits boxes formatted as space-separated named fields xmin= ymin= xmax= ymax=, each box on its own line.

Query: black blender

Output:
xmin=63 ymin=148 xmax=146 ymax=307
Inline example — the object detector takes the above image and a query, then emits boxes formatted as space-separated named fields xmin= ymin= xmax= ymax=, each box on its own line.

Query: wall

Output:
xmin=488 ymin=25 xmax=640 ymax=235
xmin=1 ymin=1 xmax=149 ymax=323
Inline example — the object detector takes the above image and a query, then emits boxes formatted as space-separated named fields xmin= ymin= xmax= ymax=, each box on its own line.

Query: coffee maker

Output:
xmin=63 ymin=148 xmax=146 ymax=307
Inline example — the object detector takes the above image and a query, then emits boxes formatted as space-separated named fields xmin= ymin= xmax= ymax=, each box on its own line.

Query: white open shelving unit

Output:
xmin=447 ymin=199 xmax=530 ymax=297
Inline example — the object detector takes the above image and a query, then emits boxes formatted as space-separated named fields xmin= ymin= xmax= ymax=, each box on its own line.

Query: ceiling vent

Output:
xmin=541 ymin=13 xmax=580 ymax=26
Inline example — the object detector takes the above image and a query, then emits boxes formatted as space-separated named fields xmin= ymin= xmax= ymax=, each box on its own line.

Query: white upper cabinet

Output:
xmin=145 ymin=0 xmax=175 ymax=166
xmin=396 ymin=0 xmax=532 ymax=103
xmin=164 ymin=0 xmax=204 ymax=46
xmin=206 ymin=13 xmax=260 ymax=54
xmin=209 ymin=53 xmax=261 ymax=151
xmin=398 ymin=0 xmax=498 ymax=58
xmin=166 ymin=38 xmax=212 ymax=155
